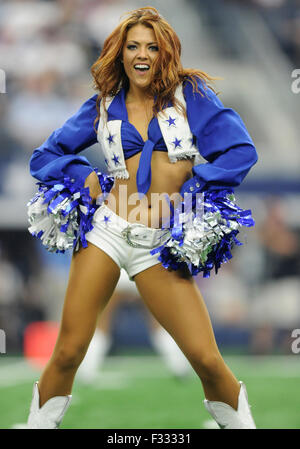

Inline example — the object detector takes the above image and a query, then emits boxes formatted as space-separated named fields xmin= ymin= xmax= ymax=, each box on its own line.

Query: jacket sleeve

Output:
xmin=30 ymin=94 xmax=99 ymax=186
xmin=180 ymin=78 xmax=258 ymax=196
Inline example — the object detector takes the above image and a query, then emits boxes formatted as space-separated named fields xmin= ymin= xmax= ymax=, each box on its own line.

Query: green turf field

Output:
xmin=0 ymin=354 xmax=299 ymax=429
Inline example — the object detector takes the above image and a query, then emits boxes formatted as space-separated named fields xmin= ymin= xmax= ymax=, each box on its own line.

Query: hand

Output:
xmin=84 ymin=171 xmax=102 ymax=203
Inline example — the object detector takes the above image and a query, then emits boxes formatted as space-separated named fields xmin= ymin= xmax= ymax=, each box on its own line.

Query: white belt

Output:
xmin=96 ymin=205 xmax=170 ymax=249
xmin=121 ymin=223 xmax=170 ymax=249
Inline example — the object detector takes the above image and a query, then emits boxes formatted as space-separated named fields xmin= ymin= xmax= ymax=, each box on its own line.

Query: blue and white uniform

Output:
xmin=29 ymin=78 xmax=258 ymax=279
xmin=30 ymin=78 xmax=258 ymax=197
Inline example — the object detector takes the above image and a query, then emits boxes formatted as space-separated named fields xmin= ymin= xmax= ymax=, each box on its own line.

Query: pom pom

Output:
xmin=27 ymin=169 xmax=114 ymax=253
xmin=150 ymin=189 xmax=255 ymax=278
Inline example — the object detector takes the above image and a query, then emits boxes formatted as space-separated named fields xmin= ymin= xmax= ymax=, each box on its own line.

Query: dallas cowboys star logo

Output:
xmin=166 ymin=116 xmax=176 ymax=127
xmin=112 ymin=154 xmax=120 ymax=165
xmin=103 ymin=215 xmax=111 ymax=225
xmin=172 ymin=137 xmax=182 ymax=149
xmin=107 ymin=133 xmax=115 ymax=145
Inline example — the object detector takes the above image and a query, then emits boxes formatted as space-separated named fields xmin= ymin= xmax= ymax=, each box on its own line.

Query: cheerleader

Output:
xmin=26 ymin=7 xmax=257 ymax=429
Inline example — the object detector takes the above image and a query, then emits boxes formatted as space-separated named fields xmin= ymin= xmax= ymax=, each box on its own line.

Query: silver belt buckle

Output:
xmin=121 ymin=224 xmax=152 ymax=249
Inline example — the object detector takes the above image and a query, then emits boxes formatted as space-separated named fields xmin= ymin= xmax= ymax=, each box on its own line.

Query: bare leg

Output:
xmin=38 ymin=243 xmax=120 ymax=406
xmin=134 ymin=264 xmax=240 ymax=410
xmin=96 ymin=289 xmax=124 ymax=334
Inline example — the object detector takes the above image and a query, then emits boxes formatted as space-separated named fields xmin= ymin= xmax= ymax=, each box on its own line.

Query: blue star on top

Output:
xmin=103 ymin=215 xmax=111 ymax=225
xmin=107 ymin=133 xmax=115 ymax=145
xmin=112 ymin=154 xmax=120 ymax=165
xmin=166 ymin=116 xmax=176 ymax=127
xmin=172 ymin=137 xmax=182 ymax=149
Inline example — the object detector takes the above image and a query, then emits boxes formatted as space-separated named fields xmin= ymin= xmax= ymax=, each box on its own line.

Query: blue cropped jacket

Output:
xmin=30 ymin=78 xmax=258 ymax=197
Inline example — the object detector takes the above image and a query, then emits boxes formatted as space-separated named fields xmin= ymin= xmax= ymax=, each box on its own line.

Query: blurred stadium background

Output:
xmin=0 ymin=0 xmax=300 ymax=429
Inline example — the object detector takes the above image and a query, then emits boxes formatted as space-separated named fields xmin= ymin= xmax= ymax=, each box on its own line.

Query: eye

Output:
xmin=149 ymin=45 xmax=159 ymax=52
xmin=127 ymin=44 xmax=137 ymax=50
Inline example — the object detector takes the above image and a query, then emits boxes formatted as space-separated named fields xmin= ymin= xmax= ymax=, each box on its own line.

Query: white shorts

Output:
xmin=85 ymin=204 xmax=170 ymax=281
xmin=116 ymin=268 xmax=139 ymax=294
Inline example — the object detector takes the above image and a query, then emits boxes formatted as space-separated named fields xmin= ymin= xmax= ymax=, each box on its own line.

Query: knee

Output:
xmin=52 ymin=341 xmax=88 ymax=372
xmin=187 ymin=350 xmax=225 ymax=382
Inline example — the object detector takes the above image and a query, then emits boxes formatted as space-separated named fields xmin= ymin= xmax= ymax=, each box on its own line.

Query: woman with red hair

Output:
xmin=26 ymin=7 xmax=257 ymax=429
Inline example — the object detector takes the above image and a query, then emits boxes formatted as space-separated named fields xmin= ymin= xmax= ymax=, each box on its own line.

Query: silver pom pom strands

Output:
xmin=150 ymin=189 xmax=255 ymax=278
xmin=27 ymin=170 xmax=114 ymax=253
xmin=27 ymin=173 xmax=254 ymax=277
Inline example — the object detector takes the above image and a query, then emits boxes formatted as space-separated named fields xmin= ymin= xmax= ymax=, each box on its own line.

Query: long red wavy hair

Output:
xmin=91 ymin=6 xmax=218 ymax=130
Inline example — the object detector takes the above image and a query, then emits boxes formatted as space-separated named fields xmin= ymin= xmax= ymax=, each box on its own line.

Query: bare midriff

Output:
xmin=104 ymin=150 xmax=194 ymax=228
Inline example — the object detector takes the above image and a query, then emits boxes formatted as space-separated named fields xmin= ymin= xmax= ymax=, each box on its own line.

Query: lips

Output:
xmin=134 ymin=64 xmax=150 ymax=71
xmin=134 ymin=64 xmax=150 ymax=76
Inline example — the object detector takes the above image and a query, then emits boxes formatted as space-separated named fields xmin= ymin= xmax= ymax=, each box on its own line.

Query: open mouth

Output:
xmin=134 ymin=64 xmax=150 ymax=73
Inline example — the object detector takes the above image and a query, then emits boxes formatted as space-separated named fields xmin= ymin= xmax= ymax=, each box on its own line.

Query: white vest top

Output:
xmin=97 ymin=83 xmax=204 ymax=180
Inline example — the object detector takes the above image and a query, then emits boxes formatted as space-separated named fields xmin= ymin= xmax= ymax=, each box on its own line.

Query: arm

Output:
xmin=180 ymin=78 xmax=258 ymax=196
xmin=30 ymin=94 xmax=99 ymax=186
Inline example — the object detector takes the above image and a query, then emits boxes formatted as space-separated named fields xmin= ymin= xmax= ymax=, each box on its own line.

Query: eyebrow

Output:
xmin=127 ymin=40 xmax=158 ymax=45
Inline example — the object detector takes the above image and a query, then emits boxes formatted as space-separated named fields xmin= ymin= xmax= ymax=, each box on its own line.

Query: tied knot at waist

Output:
xmin=136 ymin=139 xmax=156 ymax=198
xmin=135 ymin=117 xmax=163 ymax=198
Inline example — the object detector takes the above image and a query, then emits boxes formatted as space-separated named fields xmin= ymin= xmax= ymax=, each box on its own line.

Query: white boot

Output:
xmin=150 ymin=328 xmax=191 ymax=378
xmin=203 ymin=381 xmax=256 ymax=429
xmin=27 ymin=381 xmax=72 ymax=429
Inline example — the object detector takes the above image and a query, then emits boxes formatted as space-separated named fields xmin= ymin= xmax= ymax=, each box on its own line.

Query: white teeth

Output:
xmin=134 ymin=64 xmax=150 ymax=69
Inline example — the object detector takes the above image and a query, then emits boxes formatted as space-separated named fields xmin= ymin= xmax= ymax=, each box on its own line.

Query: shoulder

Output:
xmin=74 ymin=93 xmax=99 ymax=119
xmin=181 ymin=77 xmax=228 ymax=133
xmin=58 ymin=93 xmax=99 ymax=133
xmin=182 ymin=76 xmax=222 ymax=107
xmin=83 ymin=93 xmax=98 ymax=106
xmin=79 ymin=93 xmax=98 ymax=106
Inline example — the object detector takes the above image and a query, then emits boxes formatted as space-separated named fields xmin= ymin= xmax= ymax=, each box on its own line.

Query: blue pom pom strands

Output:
xmin=27 ymin=170 xmax=114 ymax=253
xmin=27 ymin=172 xmax=254 ymax=278
xmin=150 ymin=189 xmax=255 ymax=278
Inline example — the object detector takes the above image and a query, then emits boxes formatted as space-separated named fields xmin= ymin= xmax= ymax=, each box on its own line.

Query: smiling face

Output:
xmin=122 ymin=24 xmax=159 ymax=95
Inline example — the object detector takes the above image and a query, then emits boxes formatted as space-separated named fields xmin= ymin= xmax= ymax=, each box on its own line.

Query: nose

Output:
xmin=137 ymin=46 xmax=148 ymax=59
